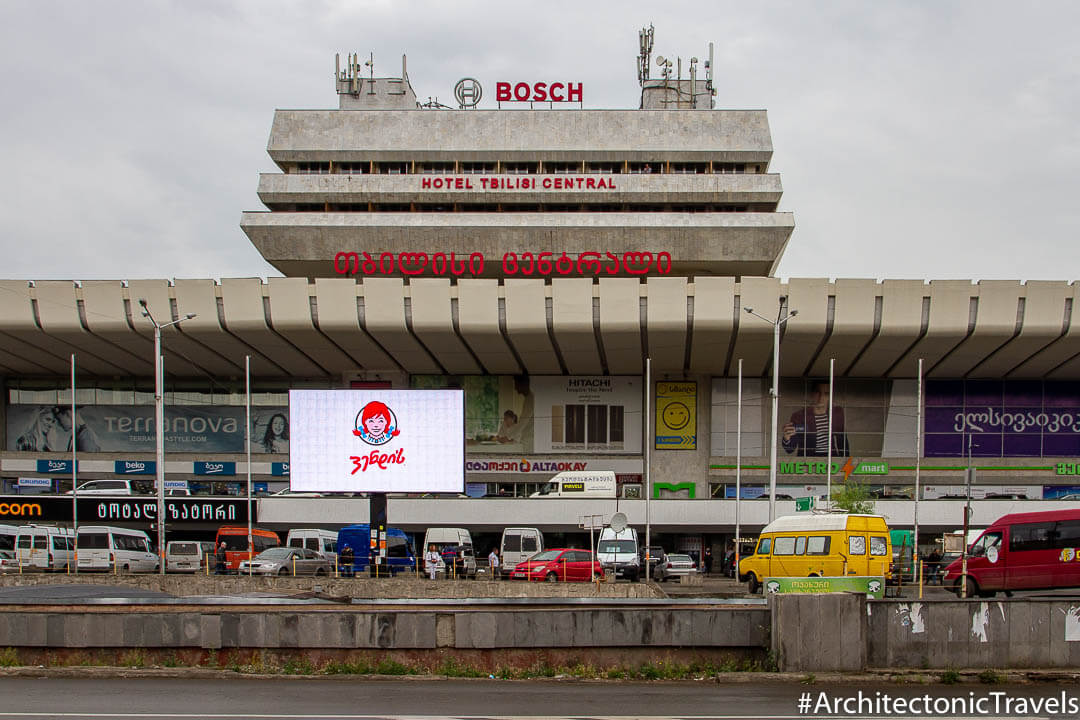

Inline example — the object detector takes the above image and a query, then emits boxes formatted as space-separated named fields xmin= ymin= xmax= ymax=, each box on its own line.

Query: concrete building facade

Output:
xmin=1 ymin=36 xmax=1078 ymax=552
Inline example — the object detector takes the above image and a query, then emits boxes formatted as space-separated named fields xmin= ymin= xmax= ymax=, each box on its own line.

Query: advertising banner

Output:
xmin=925 ymin=380 xmax=1080 ymax=457
xmin=412 ymin=375 xmax=642 ymax=455
xmin=194 ymin=462 xmax=236 ymax=476
xmin=288 ymin=389 xmax=465 ymax=493
xmin=463 ymin=457 xmax=643 ymax=474
xmin=36 ymin=459 xmax=75 ymax=474
xmin=17 ymin=477 xmax=52 ymax=488
xmin=8 ymin=405 xmax=289 ymax=454
xmin=115 ymin=460 xmax=155 ymax=475
xmin=764 ymin=576 xmax=885 ymax=599
xmin=0 ymin=496 xmax=252 ymax=524
xmin=655 ymin=381 xmax=697 ymax=450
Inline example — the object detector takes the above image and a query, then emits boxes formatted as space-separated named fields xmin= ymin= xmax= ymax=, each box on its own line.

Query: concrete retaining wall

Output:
xmin=868 ymin=599 xmax=1080 ymax=670
xmin=0 ymin=606 xmax=768 ymax=651
xmin=771 ymin=593 xmax=865 ymax=672
xmin=0 ymin=574 xmax=661 ymax=599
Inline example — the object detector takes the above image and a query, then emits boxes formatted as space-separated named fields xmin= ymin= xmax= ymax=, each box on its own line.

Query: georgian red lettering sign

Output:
xmin=333 ymin=251 xmax=672 ymax=278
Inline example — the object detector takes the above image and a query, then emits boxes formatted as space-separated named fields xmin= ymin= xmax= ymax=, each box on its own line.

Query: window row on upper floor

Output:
xmin=287 ymin=161 xmax=763 ymax=175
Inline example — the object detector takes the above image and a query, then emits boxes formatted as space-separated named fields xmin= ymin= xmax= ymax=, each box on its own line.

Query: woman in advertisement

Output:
xmin=260 ymin=413 xmax=289 ymax=453
xmin=15 ymin=407 xmax=58 ymax=451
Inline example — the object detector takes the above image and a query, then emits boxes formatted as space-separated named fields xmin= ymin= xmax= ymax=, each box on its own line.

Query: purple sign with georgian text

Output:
xmin=924 ymin=381 xmax=1080 ymax=458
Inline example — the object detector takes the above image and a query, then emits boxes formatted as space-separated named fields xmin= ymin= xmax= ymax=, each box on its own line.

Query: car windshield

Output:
xmin=527 ymin=550 xmax=562 ymax=562
xmin=535 ymin=482 xmax=557 ymax=496
xmin=170 ymin=543 xmax=199 ymax=555
xmin=256 ymin=548 xmax=293 ymax=560
xmin=598 ymin=540 xmax=635 ymax=553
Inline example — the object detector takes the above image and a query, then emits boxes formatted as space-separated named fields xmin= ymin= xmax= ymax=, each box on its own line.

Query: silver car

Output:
xmin=653 ymin=553 xmax=698 ymax=582
xmin=237 ymin=547 xmax=331 ymax=576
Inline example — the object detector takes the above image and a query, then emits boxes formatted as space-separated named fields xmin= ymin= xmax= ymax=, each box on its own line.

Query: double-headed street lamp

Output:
xmin=743 ymin=304 xmax=797 ymax=523
xmin=138 ymin=299 xmax=196 ymax=574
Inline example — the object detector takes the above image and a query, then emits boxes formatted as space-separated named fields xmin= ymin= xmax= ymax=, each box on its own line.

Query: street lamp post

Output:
xmin=138 ymin=299 xmax=196 ymax=575
xmin=743 ymin=304 xmax=797 ymax=523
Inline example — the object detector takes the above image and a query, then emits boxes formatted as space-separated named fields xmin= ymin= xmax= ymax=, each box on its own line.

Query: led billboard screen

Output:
xmin=288 ymin=389 xmax=464 ymax=493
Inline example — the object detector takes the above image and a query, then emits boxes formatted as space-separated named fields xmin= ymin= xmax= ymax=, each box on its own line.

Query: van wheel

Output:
xmin=315 ymin=568 xmax=327 ymax=577
xmin=545 ymin=572 xmax=558 ymax=583
xmin=122 ymin=564 xmax=130 ymax=573
xmin=808 ymin=573 xmax=820 ymax=577
xmin=748 ymin=574 xmax=761 ymax=594
xmin=954 ymin=577 xmax=979 ymax=598
xmin=278 ymin=568 xmax=288 ymax=576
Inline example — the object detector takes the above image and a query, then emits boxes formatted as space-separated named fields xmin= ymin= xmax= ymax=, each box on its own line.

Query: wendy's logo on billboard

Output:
xmin=353 ymin=401 xmax=399 ymax=446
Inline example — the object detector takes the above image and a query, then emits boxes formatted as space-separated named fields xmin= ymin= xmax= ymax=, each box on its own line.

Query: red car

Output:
xmin=510 ymin=548 xmax=604 ymax=582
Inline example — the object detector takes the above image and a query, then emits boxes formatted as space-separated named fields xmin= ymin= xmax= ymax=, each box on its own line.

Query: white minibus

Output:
xmin=77 ymin=526 xmax=159 ymax=572
xmin=15 ymin=525 xmax=74 ymax=571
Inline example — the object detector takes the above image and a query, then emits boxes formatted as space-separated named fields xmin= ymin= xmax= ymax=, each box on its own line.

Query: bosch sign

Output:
xmin=496 ymin=81 xmax=582 ymax=103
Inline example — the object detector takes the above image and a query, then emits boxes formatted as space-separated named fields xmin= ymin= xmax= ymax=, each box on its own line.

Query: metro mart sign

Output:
xmin=779 ymin=460 xmax=889 ymax=476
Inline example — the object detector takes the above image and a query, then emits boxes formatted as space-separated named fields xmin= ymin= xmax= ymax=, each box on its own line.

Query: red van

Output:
xmin=214 ymin=526 xmax=280 ymax=571
xmin=943 ymin=509 xmax=1080 ymax=598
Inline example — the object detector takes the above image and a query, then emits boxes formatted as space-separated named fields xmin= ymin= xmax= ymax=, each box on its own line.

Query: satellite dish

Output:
xmin=655 ymin=56 xmax=666 ymax=67
xmin=610 ymin=512 xmax=628 ymax=533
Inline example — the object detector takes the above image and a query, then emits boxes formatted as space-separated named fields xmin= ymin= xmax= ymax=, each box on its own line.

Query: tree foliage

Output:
xmin=831 ymin=476 xmax=875 ymax=514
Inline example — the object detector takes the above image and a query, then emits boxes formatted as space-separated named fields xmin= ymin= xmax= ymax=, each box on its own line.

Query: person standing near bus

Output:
xmin=488 ymin=547 xmax=500 ymax=580
xmin=424 ymin=544 xmax=441 ymax=580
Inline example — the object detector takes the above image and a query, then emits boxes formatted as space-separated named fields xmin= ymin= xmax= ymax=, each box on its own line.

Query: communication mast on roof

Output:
xmin=637 ymin=25 xmax=715 ymax=110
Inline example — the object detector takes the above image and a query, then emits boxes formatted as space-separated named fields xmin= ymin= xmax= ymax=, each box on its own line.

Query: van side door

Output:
xmin=846 ymin=534 xmax=867 ymax=575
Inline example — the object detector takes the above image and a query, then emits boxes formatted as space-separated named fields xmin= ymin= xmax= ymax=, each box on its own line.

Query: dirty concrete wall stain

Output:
xmin=1063 ymin=606 xmax=1080 ymax=642
xmin=970 ymin=602 xmax=989 ymax=643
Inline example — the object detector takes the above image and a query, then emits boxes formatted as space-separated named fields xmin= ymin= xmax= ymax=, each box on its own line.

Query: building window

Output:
xmin=671 ymin=163 xmax=707 ymax=174
xmin=294 ymin=162 xmax=330 ymax=174
xmin=461 ymin=163 xmax=495 ymax=174
xmin=377 ymin=162 xmax=409 ymax=175
xmin=503 ymin=163 xmax=538 ymax=175
xmin=418 ymin=162 xmax=455 ymax=174
xmin=336 ymin=162 xmax=368 ymax=174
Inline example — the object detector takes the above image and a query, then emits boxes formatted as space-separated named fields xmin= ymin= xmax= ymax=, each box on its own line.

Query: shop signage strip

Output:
xmin=0 ymin=496 xmax=252 ymax=523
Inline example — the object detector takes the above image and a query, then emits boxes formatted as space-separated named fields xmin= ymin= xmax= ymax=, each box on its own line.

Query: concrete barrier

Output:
xmin=0 ymin=574 xmax=662 ymax=599
xmin=0 ymin=605 xmax=769 ymax=652
xmin=770 ymin=593 xmax=866 ymax=672
xmin=868 ymin=599 xmax=1080 ymax=670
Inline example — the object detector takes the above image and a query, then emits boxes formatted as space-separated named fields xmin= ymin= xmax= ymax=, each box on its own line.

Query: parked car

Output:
xmin=65 ymin=479 xmax=135 ymax=495
xmin=165 ymin=540 xmax=215 ymax=573
xmin=943 ymin=508 xmax=1080 ymax=598
xmin=654 ymin=553 xmax=698 ymax=582
xmin=596 ymin=527 xmax=640 ymax=581
xmin=286 ymin=528 xmax=339 ymax=565
xmin=510 ymin=548 xmax=604 ymax=583
xmin=0 ymin=549 xmax=17 ymax=573
xmin=237 ymin=547 xmax=331 ymax=576
xmin=641 ymin=545 xmax=666 ymax=578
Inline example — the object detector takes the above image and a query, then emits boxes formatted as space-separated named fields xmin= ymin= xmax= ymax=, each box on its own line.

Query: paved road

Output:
xmin=0 ymin=677 xmax=1074 ymax=719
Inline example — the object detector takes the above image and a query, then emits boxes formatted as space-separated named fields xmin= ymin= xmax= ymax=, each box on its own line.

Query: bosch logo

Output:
xmin=454 ymin=78 xmax=482 ymax=108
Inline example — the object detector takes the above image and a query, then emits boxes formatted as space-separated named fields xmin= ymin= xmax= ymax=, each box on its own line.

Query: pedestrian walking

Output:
xmin=215 ymin=541 xmax=227 ymax=575
xmin=424 ymin=544 xmax=441 ymax=580
xmin=488 ymin=547 xmax=500 ymax=580
xmin=703 ymin=547 xmax=714 ymax=575
xmin=339 ymin=545 xmax=355 ymax=577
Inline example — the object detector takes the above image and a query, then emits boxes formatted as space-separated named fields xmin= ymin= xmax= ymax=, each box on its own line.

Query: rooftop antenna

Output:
xmin=637 ymin=24 xmax=654 ymax=85
xmin=364 ymin=51 xmax=374 ymax=79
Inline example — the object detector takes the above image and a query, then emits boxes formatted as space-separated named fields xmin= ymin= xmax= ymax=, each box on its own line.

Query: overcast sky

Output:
xmin=1 ymin=1 xmax=1077 ymax=283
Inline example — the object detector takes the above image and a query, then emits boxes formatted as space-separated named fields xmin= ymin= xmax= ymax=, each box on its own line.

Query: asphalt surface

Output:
xmin=0 ymin=583 xmax=173 ymax=600
xmin=0 ymin=676 xmax=1076 ymax=719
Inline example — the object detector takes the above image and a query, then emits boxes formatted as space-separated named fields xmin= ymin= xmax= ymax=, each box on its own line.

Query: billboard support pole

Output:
xmin=368 ymin=493 xmax=387 ymax=576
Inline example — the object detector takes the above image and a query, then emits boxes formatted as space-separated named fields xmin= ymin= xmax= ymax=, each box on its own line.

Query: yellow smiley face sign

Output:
xmin=656 ymin=381 xmax=697 ymax=450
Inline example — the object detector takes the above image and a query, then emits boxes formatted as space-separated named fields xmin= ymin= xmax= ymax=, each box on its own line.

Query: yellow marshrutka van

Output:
xmin=738 ymin=514 xmax=892 ymax=593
